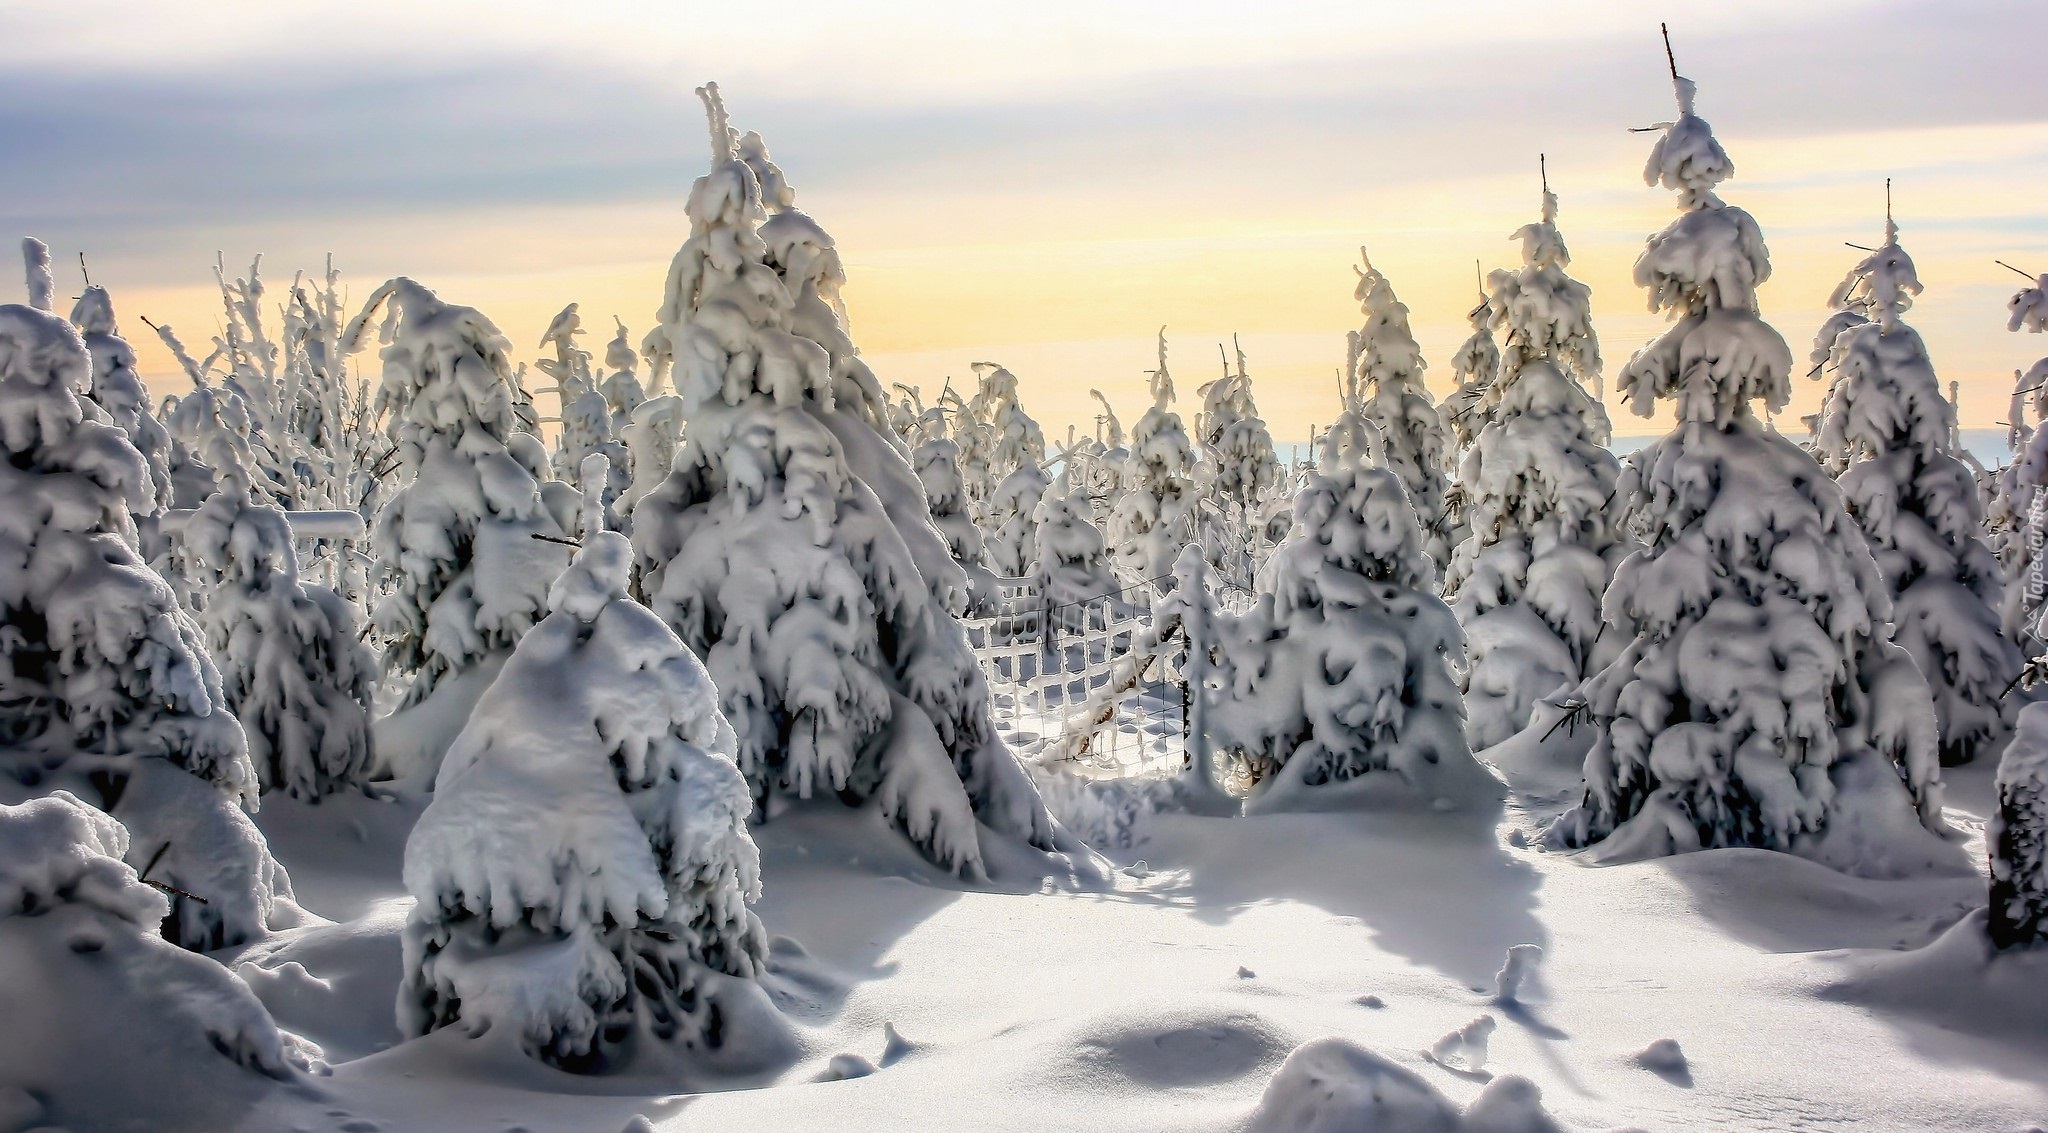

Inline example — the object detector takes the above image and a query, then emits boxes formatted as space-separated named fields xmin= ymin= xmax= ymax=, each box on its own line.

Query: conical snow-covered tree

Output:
xmin=912 ymin=429 xmax=999 ymax=613
xmin=345 ymin=278 xmax=571 ymax=719
xmin=960 ymin=361 xmax=1045 ymax=524
xmin=1999 ymin=272 xmax=2048 ymax=655
xmin=1547 ymin=57 xmax=1947 ymax=870
xmin=68 ymin=284 xmax=173 ymax=521
xmin=1197 ymin=340 xmax=1284 ymax=589
xmin=1810 ymin=214 xmax=2021 ymax=766
xmin=1444 ymin=176 xmax=1625 ymax=749
xmin=1032 ymin=470 xmax=1118 ymax=623
xmin=401 ymin=468 xmax=779 ymax=1071
xmin=984 ymin=461 xmax=1049 ymax=578
xmin=630 ymin=85 xmax=1055 ymax=877
xmin=186 ymin=475 xmax=376 ymax=801
xmin=1992 ymin=701 xmax=2048 ymax=948
xmin=1198 ymin=339 xmax=1283 ymax=521
xmin=0 ymin=302 xmax=290 ymax=949
xmin=1442 ymin=278 xmax=1501 ymax=453
xmin=1107 ymin=332 xmax=1199 ymax=590
xmin=1347 ymin=252 xmax=1453 ymax=569
xmin=1210 ymin=410 xmax=1482 ymax=812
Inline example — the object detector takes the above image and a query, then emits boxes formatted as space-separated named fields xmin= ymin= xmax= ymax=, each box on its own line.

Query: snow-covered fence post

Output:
xmin=1991 ymin=704 xmax=2048 ymax=949
xmin=1172 ymin=544 xmax=1234 ymax=813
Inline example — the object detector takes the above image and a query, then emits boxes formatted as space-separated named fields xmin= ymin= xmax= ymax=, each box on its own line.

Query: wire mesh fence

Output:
xmin=965 ymin=574 xmax=1192 ymax=779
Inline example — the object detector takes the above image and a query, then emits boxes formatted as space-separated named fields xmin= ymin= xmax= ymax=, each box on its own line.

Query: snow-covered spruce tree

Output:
xmin=345 ymin=277 xmax=571 ymax=725
xmin=1107 ymin=331 xmax=1200 ymax=591
xmin=1547 ymin=60 xmax=1948 ymax=869
xmin=912 ymin=430 xmax=1000 ymax=613
xmin=1444 ymin=177 xmax=1625 ymax=750
xmin=1810 ymin=216 xmax=2022 ymax=766
xmin=186 ymin=475 xmax=376 ymax=801
xmin=1197 ymin=340 xmax=1283 ymax=522
xmin=600 ymin=318 xmax=647 ymax=429
xmin=1197 ymin=340 xmax=1284 ymax=588
xmin=960 ymin=361 xmax=1045 ymax=524
xmin=1441 ymin=278 xmax=1501 ymax=453
xmin=1348 ymin=252 xmax=1453 ymax=570
xmin=0 ymin=302 xmax=290 ymax=949
xmin=1999 ymin=272 xmax=2048 ymax=655
xmin=984 ymin=461 xmax=1049 ymax=578
xmin=401 ymin=470 xmax=782 ymax=1071
xmin=630 ymin=85 xmax=1055 ymax=877
xmin=540 ymin=304 xmax=627 ymax=498
xmin=68 ymin=285 xmax=173 ymax=523
xmin=622 ymin=392 xmax=687 ymax=517
xmin=1032 ymin=469 xmax=1119 ymax=625
xmin=1991 ymin=701 xmax=2048 ymax=948
xmin=1209 ymin=410 xmax=1483 ymax=812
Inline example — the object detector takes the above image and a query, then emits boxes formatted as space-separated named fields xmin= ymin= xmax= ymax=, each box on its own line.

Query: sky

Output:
xmin=6 ymin=0 xmax=2048 ymax=446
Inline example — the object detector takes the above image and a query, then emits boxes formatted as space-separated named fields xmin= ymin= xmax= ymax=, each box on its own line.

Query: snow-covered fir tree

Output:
xmin=911 ymin=429 xmax=1000 ymax=613
xmin=983 ymin=461 xmax=1049 ymax=578
xmin=1999 ymin=271 xmax=2048 ymax=655
xmin=1991 ymin=701 xmax=2048 ymax=948
xmin=186 ymin=475 xmax=376 ymax=801
xmin=960 ymin=361 xmax=1045 ymax=524
xmin=540 ymin=303 xmax=627 ymax=500
xmin=1210 ymin=407 xmax=1480 ymax=812
xmin=69 ymin=284 xmax=173 ymax=523
xmin=1107 ymin=331 xmax=1200 ymax=591
xmin=1347 ymin=251 xmax=1453 ymax=570
xmin=1547 ymin=60 xmax=1947 ymax=869
xmin=1197 ymin=339 xmax=1282 ymax=523
xmin=344 ymin=277 xmax=571 ymax=722
xmin=621 ymin=392 xmax=686 ymax=516
xmin=1444 ymin=176 xmax=1625 ymax=750
xmin=1441 ymin=275 xmax=1501 ymax=453
xmin=1031 ymin=469 xmax=1119 ymax=625
xmin=629 ymin=85 xmax=1055 ymax=877
xmin=1810 ymin=214 xmax=2021 ymax=766
xmin=401 ymin=468 xmax=779 ymax=1070
xmin=0 ymin=301 xmax=291 ymax=950
xmin=599 ymin=318 xmax=646 ymax=430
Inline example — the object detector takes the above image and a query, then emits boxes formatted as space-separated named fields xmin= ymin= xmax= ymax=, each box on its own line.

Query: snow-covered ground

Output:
xmin=10 ymin=733 xmax=2021 ymax=1133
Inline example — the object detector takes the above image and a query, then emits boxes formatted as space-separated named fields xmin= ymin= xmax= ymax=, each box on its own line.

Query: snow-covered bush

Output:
xmin=1811 ymin=219 xmax=2021 ymax=766
xmin=1991 ymin=702 xmax=2048 ymax=949
xmin=1547 ymin=68 xmax=1947 ymax=869
xmin=345 ymin=277 xmax=571 ymax=715
xmin=1107 ymin=332 xmax=1199 ymax=590
xmin=1210 ymin=412 xmax=1481 ymax=812
xmin=1347 ymin=251 xmax=1453 ymax=570
xmin=629 ymin=85 xmax=1055 ymax=877
xmin=186 ymin=479 xmax=376 ymax=800
xmin=0 ymin=792 xmax=311 ymax=1078
xmin=401 ymin=479 xmax=780 ymax=1071
xmin=1445 ymin=180 xmax=1625 ymax=750
xmin=0 ymin=302 xmax=290 ymax=949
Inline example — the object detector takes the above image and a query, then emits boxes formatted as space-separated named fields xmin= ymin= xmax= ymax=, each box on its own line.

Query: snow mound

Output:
xmin=1247 ymin=1037 xmax=1574 ymax=1132
xmin=0 ymin=794 xmax=316 ymax=1131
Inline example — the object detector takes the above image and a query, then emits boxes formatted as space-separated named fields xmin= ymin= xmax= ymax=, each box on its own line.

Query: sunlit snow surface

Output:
xmin=40 ymin=731 xmax=2019 ymax=1133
